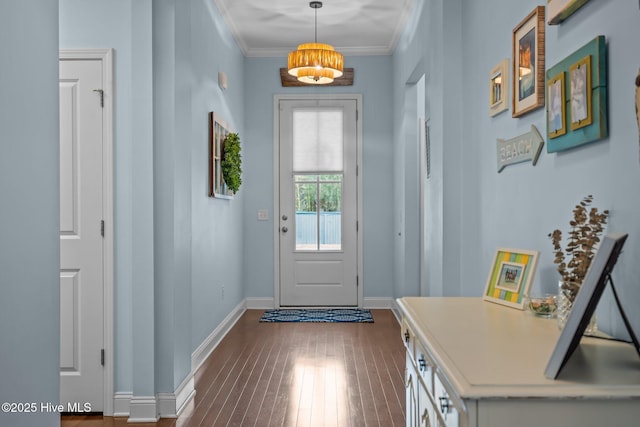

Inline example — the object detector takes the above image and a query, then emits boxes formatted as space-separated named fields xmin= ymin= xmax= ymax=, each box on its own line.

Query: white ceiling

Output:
xmin=214 ymin=0 xmax=416 ymax=57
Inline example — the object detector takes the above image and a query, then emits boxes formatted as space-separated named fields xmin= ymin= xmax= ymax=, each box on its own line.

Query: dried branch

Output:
xmin=548 ymin=195 xmax=609 ymax=301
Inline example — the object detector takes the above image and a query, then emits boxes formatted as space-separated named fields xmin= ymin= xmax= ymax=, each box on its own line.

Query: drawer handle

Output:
xmin=418 ymin=356 xmax=427 ymax=371
xmin=439 ymin=396 xmax=450 ymax=414
xmin=404 ymin=330 xmax=410 ymax=343
xmin=421 ymin=408 xmax=430 ymax=423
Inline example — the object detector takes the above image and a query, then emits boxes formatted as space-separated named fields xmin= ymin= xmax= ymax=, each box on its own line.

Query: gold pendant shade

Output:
xmin=287 ymin=2 xmax=344 ymax=85
xmin=288 ymin=42 xmax=344 ymax=85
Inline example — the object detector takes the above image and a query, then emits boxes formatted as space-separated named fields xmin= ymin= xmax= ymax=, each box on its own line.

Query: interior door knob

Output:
xmin=282 ymin=226 xmax=288 ymax=233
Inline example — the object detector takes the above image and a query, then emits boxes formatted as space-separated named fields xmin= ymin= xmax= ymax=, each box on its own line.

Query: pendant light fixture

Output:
xmin=287 ymin=1 xmax=344 ymax=85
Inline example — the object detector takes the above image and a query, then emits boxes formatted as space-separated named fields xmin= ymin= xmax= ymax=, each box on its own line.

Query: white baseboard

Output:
xmin=191 ymin=300 xmax=246 ymax=373
xmin=391 ymin=305 xmax=402 ymax=324
xmin=113 ymin=376 xmax=194 ymax=420
xmin=245 ymin=297 xmax=275 ymax=309
xmin=390 ymin=298 xmax=401 ymax=323
xmin=363 ymin=297 xmax=396 ymax=309
xmin=113 ymin=392 xmax=132 ymax=417
xmin=157 ymin=393 xmax=176 ymax=419
xmin=128 ymin=396 xmax=159 ymax=423
xmin=174 ymin=375 xmax=195 ymax=417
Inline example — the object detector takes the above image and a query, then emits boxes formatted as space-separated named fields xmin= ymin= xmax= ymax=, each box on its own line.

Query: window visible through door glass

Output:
xmin=292 ymin=109 xmax=344 ymax=251
xmin=294 ymin=174 xmax=342 ymax=251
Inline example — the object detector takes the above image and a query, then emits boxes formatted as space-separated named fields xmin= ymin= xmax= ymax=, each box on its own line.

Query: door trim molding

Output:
xmin=273 ymin=94 xmax=363 ymax=308
xmin=59 ymin=48 xmax=114 ymax=416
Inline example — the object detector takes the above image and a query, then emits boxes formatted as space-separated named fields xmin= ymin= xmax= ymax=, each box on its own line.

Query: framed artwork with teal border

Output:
xmin=546 ymin=36 xmax=607 ymax=152
xmin=483 ymin=248 xmax=539 ymax=310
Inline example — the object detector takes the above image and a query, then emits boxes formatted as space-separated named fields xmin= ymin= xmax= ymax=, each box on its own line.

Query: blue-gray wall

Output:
xmin=0 ymin=2 xmax=60 ymax=426
xmin=189 ymin=0 xmax=245 ymax=362
xmin=393 ymin=0 xmax=640 ymax=338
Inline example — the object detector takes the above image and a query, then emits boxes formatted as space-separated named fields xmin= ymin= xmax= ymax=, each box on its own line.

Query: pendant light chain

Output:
xmin=311 ymin=1 xmax=321 ymax=43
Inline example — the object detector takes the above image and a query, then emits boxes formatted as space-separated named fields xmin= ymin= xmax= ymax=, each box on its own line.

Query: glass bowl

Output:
xmin=525 ymin=294 xmax=557 ymax=318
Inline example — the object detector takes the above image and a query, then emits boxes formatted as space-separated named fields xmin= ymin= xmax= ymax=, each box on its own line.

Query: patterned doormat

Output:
xmin=259 ymin=308 xmax=374 ymax=323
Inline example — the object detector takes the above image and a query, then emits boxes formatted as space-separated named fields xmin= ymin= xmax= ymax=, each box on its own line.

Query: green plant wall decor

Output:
xmin=222 ymin=132 xmax=242 ymax=193
xmin=209 ymin=112 xmax=241 ymax=199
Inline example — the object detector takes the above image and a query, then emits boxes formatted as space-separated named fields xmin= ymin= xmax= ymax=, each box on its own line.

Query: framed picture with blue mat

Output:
xmin=259 ymin=309 xmax=374 ymax=323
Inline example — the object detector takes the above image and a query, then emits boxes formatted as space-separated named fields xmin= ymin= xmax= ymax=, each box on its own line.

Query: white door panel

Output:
xmin=59 ymin=270 xmax=79 ymax=371
xmin=59 ymin=58 xmax=104 ymax=411
xmin=278 ymin=99 xmax=358 ymax=307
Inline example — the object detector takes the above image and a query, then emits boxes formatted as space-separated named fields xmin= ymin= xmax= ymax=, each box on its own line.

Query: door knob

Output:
xmin=282 ymin=214 xmax=288 ymax=221
xmin=281 ymin=226 xmax=288 ymax=233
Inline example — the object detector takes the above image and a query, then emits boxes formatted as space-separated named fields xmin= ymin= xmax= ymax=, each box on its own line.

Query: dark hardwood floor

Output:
xmin=61 ymin=309 xmax=405 ymax=427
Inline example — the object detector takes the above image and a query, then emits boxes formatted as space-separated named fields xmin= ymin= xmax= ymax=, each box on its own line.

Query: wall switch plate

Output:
xmin=257 ymin=209 xmax=269 ymax=221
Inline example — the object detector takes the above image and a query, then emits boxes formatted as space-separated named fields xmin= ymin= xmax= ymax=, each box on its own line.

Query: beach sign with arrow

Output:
xmin=497 ymin=125 xmax=544 ymax=172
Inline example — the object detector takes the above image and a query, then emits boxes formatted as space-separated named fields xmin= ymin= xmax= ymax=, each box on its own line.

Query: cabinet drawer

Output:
xmin=433 ymin=371 xmax=463 ymax=427
xmin=401 ymin=317 xmax=416 ymax=359
xmin=415 ymin=340 xmax=433 ymax=395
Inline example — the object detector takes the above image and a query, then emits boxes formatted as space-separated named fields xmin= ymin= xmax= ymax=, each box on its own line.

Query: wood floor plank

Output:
xmin=238 ymin=335 xmax=279 ymax=426
xmin=342 ymin=332 xmax=366 ymax=427
xmin=61 ymin=309 xmax=405 ymax=427
xmin=253 ymin=327 xmax=292 ymax=426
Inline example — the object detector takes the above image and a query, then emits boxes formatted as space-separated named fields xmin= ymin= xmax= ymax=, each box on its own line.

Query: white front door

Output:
xmin=278 ymin=98 xmax=359 ymax=307
xmin=59 ymin=57 xmax=104 ymax=411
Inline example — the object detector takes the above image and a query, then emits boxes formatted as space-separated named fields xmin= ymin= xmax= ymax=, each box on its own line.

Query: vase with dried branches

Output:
xmin=548 ymin=195 xmax=609 ymax=330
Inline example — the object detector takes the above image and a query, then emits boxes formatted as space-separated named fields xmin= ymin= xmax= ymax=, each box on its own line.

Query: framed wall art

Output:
xmin=512 ymin=6 xmax=545 ymax=118
xmin=547 ymin=72 xmax=567 ymax=138
xmin=569 ymin=55 xmax=592 ymax=130
xmin=546 ymin=36 xmax=607 ymax=153
xmin=483 ymin=248 xmax=539 ymax=310
xmin=209 ymin=111 xmax=234 ymax=199
xmin=548 ymin=0 xmax=591 ymax=25
xmin=489 ymin=59 xmax=509 ymax=116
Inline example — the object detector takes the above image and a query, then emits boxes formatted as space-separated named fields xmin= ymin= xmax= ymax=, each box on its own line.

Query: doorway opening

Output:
xmin=59 ymin=49 xmax=114 ymax=415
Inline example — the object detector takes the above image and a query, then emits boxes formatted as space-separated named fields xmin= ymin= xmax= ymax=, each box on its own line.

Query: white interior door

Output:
xmin=59 ymin=58 xmax=104 ymax=411
xmin=278 ymin=99 xmax=358 ymax=307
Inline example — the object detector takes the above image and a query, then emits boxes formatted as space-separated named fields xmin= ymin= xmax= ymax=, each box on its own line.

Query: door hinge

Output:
xmin=100 ymin=220 xmax=105 ymax=237
xmin=93 ymin=89 xmax=104 ymax=108
xmin=101 ymin=349 xmax=105 ymax=366
xmin=357 ymin=275 xmax=359 ymax=287
xmin=356 ymin=220 xmax=359 ymax=232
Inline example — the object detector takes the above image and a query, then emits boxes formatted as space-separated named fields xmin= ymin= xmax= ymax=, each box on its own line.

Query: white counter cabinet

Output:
xmin=397 ymin=297 xmax=640 ymax=427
